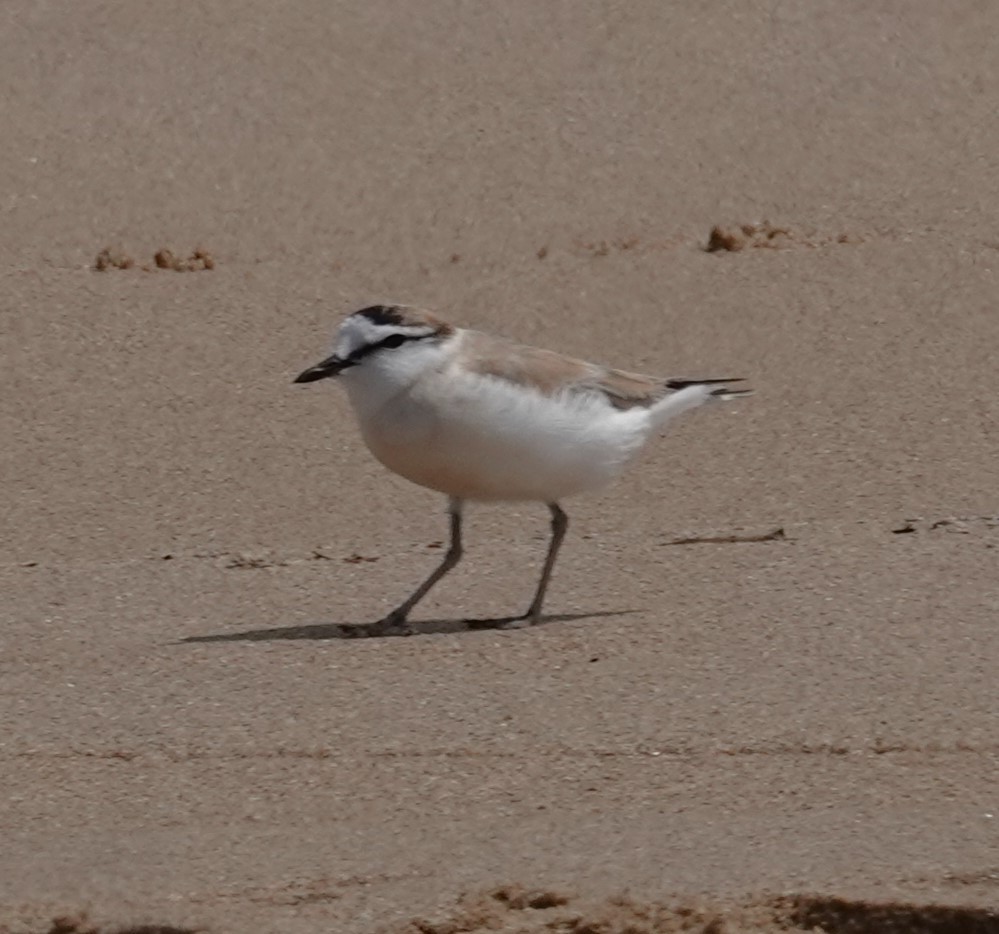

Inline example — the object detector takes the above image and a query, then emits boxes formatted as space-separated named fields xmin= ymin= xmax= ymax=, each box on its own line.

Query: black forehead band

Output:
xmin=355 ymin=305 xmax=408 ymax=328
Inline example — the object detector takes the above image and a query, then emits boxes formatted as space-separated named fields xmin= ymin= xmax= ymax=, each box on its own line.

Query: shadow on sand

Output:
xmin=179 ymin=609 xmax=635 ymax=643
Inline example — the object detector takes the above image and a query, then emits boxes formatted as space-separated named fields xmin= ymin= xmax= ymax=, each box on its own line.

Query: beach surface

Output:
xmin=2 ymin=3 xmax=998 ymax=931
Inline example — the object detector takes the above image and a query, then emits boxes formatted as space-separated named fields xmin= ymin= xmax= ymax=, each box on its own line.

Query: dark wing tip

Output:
xmin=665 ymin=377 xmax=746 ymax=390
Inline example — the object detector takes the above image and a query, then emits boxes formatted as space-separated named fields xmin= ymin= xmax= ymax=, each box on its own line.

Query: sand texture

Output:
xmin=2 ymin=2 xmax=998 ymax=932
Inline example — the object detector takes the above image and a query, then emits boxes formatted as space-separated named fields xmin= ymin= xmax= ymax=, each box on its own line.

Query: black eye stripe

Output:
xmin=347 ymin=331 xmax=431 ymax=363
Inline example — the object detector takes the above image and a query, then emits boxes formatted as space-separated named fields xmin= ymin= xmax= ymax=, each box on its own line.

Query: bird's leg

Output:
xmin=509 ymin=502 xmax=568 ymax=627
xmin=371 ymin=498 xmax=464 ymax=635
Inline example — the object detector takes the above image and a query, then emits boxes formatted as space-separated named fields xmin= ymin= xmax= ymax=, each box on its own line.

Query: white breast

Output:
xmin=347 ymin=364 xmax=651 ymax=502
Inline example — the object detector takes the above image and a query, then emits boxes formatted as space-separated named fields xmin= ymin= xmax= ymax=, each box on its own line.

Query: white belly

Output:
xmin=349 ymin=372 xmax=650 ymax=502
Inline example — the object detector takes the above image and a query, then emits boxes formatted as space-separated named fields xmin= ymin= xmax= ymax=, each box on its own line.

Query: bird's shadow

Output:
xmin=178 ymin=609 xmax=636 ymax=644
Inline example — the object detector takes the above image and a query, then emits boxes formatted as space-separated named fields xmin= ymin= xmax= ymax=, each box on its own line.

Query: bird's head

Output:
xmin=293 ymin=305 xmax=454 ymax=386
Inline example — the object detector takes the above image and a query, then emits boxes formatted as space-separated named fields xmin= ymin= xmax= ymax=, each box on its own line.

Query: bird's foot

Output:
xmin=495 ymin=611 xmax=542 ymax=630
xmin=366 ymin=612 xmax=415 ymax=637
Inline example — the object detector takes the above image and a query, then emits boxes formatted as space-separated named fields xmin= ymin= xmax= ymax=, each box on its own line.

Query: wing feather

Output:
xmin=458 ymin=331 xmax=675 ymax=410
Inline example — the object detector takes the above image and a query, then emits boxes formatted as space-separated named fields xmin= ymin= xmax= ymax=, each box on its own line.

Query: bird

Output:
xmin=294 ymin=304 xmax=750 ymax=635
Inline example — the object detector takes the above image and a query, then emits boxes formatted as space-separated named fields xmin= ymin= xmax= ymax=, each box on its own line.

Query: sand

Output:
xmin=2 ymin=2 xmax=998 ymax=932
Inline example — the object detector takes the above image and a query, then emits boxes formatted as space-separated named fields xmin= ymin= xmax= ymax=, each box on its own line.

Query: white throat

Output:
xmin=340 ymin=336 xmax=452 ymax=417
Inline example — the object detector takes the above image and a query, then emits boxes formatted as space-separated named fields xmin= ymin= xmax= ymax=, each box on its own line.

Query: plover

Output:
xmin=295 ymin=304 xmax=750 ymax=634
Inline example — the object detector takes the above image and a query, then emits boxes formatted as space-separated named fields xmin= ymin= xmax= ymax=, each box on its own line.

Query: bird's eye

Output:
xmin=381 ymin=334 xmax=406 ymax=349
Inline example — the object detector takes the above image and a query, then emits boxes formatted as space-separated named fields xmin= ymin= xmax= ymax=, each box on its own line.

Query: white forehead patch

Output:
xmin=333 ymin=314 xmax=437 ymax=360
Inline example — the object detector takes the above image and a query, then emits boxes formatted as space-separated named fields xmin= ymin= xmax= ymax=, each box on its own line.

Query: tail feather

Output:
xmin=709 ymin=386 xmax=754 ymax=401
xmin=650 ymin=378 xmax=752 ymax=427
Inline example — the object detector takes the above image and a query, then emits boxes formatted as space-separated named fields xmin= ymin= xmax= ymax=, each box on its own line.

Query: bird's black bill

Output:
xmin=293 ymin=354 xmax=351 ymax=383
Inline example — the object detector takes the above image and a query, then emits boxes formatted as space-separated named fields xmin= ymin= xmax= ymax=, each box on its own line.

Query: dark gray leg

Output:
xmin=373 ymin=498 xmax=464 ymax=635
xmin=512 ymin=502 xmax=568 ymax=626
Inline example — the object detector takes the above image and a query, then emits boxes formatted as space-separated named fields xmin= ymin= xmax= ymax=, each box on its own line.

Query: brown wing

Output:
xmin=588 ymin=367 xmax=674 ymax=410
xmin=458 ymin=330 xmax=669 ymax=410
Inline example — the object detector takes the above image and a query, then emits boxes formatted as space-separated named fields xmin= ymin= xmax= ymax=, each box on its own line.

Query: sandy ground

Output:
xmin=3 ymin=2 xmax=999 ymax=932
